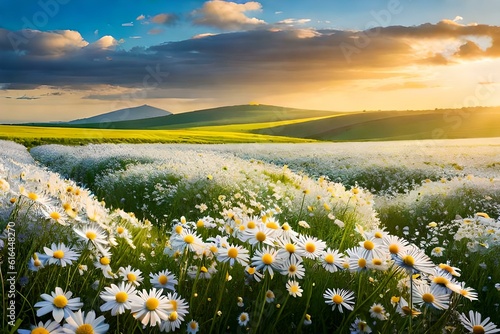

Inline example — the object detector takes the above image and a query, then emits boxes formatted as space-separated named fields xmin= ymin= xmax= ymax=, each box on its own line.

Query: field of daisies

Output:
xmin=1 ymin=138 xmax=500 ymax=333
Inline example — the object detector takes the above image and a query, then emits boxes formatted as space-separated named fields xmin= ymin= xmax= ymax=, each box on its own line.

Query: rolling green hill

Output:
xmin=44 ymin=104 xmax=343 ymax=130
xmin=250 ymin=107 xmax=500 ymax=141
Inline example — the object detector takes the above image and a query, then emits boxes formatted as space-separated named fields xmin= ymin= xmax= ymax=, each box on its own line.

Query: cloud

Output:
xmin=2 ymin=22 xmax=500 ymax=99
xmin=136 ymin=14 xmax=146 ymax=21
xmin=0 ymin=29 xmax=89 ymax=56
xmin=192 ymin=33 xmax=218 ymax=39
xmin=148 ymin=28 xmax=164 ymax=35
xmin=192 ymin=0 xmax=266 ymax=30
xmin=277 ymin=18 xmax=311 ymax=26
xmin=453 ymin=16 xmax=464 ymax=22
xmin=130 ymin=36 xmax=142 ymax=39
xmin=122 ymin=22 xmax=134 ymax=27
xmin=151 ymin=13 xmax=179 ymax=25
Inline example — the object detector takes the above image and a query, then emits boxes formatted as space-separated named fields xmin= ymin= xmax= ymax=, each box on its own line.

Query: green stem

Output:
xmin=209 ymin=262 xmax=228 ymax=334
xmin=409 ymin=272 xmax=413 ymax=334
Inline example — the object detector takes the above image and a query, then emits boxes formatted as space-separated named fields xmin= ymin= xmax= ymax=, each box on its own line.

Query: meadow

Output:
xmin=1 ymin=138 xmax=500 ymax=333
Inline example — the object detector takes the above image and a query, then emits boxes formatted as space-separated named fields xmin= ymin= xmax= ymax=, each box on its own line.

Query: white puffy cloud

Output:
xmin=192 ymin=0 xmax=266 ymax=30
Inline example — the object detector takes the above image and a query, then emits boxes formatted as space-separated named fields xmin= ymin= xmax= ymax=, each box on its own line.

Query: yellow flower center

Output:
xmin=266 ymin=221 xmax=279 ymax=229
xmin=240 ymin=313 xmax=248 ymax=321
xmin=422 ymin=293 xmax=435 ymax=303
xmin=34 ymin=259 xmax=42 ymax=267
xmin=115 ymin=291 xmax=128 ymax=303
xmin=50 ymin=212 xmax=61 ymax=220
xmin=363 ymin=240 xmax=375 ymax=250
xmin=127 ymin=273 xmax=137 ymax=282
xmin=391 ymin=296 xmax=400 ymax=304
xmin=99 ymin=257 xmax=110 ymax=265
xmin=175 ymin=225 xmax=183 ymax=234
xmin=333 ymin=295 xmax=343 ymax=304
xmin=256 ymin=231 xmax=266 ymax=242
xmin=75 ymin=324 xmax=94 ymax=334
xmin=184 ymin=235 xmax=195 ymax=244
xmin=358 ymin=258 xmax=367 ymax=268
xmin=86 ymin=231 xmax=97 ymax=240
xmin=289 ymin=265 xmax=297 ymax=273
xmin=190 ymin=321 xmax=198 ymax=329
xmin=389 ymin=244 xmax=399 ymax=254
xmin=325 ymin=254 xmax=334 ymax=264
xmin=146 ymin=297 xmax=160 ymax=311
xmin=171 ymin=299 xmax=178 ymax=311
xmin=247 ymin=221 xmax=256 ymax=229
xmin=262 ymin=253 xmax=273 ymax=265
xmin=433 ymin=277 xmax=449 ymax=285
xmin=53 ymin=295 xmax=68 ymax=308
xmin=285 ymin=243 xmax=296 ymax=253
xmin=168 ymin=311 xmax=178 ymax=321
xmin=227 ymin=247 xmax=238 ymax=259
xmin=197 ymin=220 xmax=204 ymax=228
xmin=53 ymin=250 xmax=65 ymax=259
xmin=117 ymin=226 xmax=125 ymax=234
xmin=28 ymin=192 xmax=38 ymax=201
xmin=282 ymin=223 xmax=290 ymax=231
xmin=403 ymin=255 xmax=415 ymax=267
xmin=266 ymin=291 xmax=274 ymax=298
xmin=210 ymin=245 xmax=218 ymax=253
xmin=472 ymin=325 xmax=486 ymax=334
xmin=200 ymin=266 xmax=208 ymax=273
xmin=372 ymin=258 xmax=383 ymax=266
xmin=290 ymin=285 xmax=299 ymax=293
xmin=374 ymin=231 xmax=383 ymax=238
xmin=32 ymin=327 xmax=50 ymax=334
xmin=246 ymin=267 xmax=256 ymax=275
xmin=158 ymin=274 xmax=168 ymax=285
xmin=372 ymin=305 xmax=383 ymax=313
xmin=305 ymin=242 xmax=316 ymax=253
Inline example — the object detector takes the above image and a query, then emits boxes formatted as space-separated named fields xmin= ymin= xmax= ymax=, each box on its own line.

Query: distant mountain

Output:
xmin=68 ymin=105 xmax=171 ymax=125
xmin=63 ymin=104 xmax=341 ymax=129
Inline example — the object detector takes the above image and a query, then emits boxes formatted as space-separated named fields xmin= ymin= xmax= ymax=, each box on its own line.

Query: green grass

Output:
xmin=0 ymin=125 xmax=316 ymax=148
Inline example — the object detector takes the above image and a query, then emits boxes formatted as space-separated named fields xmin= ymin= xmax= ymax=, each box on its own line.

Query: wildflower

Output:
xmin=100 ymin=282 xmax=137 ymax=316
xmin=17 ymin=320 xmax=61 ymax=334
xmin=245 ymin=265 xmax=263 ymax=282
xmin=171 ymin=229 xmax=205 ymax=254
xmin=296 ymin=235 xmax=326 ymax=259
xmin=73 ymin=223 xmax=109 ymax=254
xmin=150 ymin=269 xmax=178 ymax=291
xmin=238 ymin=312 xmax=250 ymax=326
xmin=217 ymin=243 xmax=250 ymax=266
xmin=237 ymin=297 xmax=244 ymax=307
xmin=94 ymin=255 xmax=114 ymax=278
xmin=298 ymin=220 xmax=310 ymax=229
xmin=412 ymin=282 xmax=450 ymax=310
xmin=28 ymin=252 xmax=47 ymax=272
xmin=62 ymin=309 xmax=109 ymax=333
xmin=324 ymin=288 xmax=355 ymax=313
xmin=383 ymin=235 xmax=409 ymax=255
xmin=431 ymin=247 xmax=444 ymax=257
xmin=78 ymin=264 xmax=88 ymax=276
xmin=393 ymin=245 xmax=435 ymax=275
xmin=430 ymin=268 xmax=459 ymax=294
xmin=303 ymin=314 xmax=312 ymax=326
xmin=395 ymin=296 xmax=421 ymax=318
xmin=265 ymin=290 xmax=275 ymax=303
xmin=241 ymin=223 xmax=276 ymax=247
xmin=186 ymin=320 xmax=199 ymax=334
xmin=43 ymin=207 xmax=68 ymax=226
xmin=455 ymin=282 xmax=479 ymax=301
xmin=320 ymin=248 xmax=345 ymax=273
xmin=286 ymin=280 xmax=303 ymax=298
xmin=346 ymin=247 xmax=371 ymax=272
xmin=43 ymin=243 xmax=80 ymax=267
xmin=350 ymin=318 xmax=372 ymax=333
xmin=251 ymin=246 xmax=281 ymax=278
xmin=130 ymin=288 xmax=173 ymax=327
xmin=369 ymin=303 xmax=387 ymax=320
xmin=160 ymin=292 xmax=189 ymax=332
xmin=119 ymin=265 xmax=144 ymax=286
xmin=438 ymin=263 xmax=461 ymax=277
xmin=279 ymin=257 xmax=305 ymax=280
xmin=459 ymin=310 xmax=500 ymax=334
xmin=34 ymin=287 xmax=83 ymax=322
xmin=276 ymin=236 xmax=301 ymax=261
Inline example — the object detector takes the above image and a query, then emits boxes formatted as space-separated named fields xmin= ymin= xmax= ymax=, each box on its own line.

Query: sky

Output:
xmin=1 ymin=0 xmax=500 ymax=123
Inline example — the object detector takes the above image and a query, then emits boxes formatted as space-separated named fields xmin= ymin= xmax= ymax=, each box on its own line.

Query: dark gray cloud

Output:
xmin=1 ymin=22 xmax=500 ymax=98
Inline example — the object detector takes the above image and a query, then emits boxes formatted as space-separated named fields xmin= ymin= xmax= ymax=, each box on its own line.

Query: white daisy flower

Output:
xmin=34 ymin=287 xmax=83 ymax=322
xmin=251 ymin=246 xmax=281 ymax=278
xmin=459 ymin=310 xmax=500 ymax=334
xmin=217 ymin=243 xmax=250 ymax=266
xmin=286 ymin=280 xmax=303 ymax=298
xmin=320 ymin=248 xmax=345 ymax=273
xmin=130 ymin=288 xmax=173 ymax=327
xmin=100 ymin=282 xmax=137 ymax=316
xmin=17 ymin=319 xmax=61 ymax=334
xmin=62 ymin=309 xmax=109 ymax=334
xmin=43 ymin=243 xmax=80 ymax=267
xmin=237 ymin=312 xmax=250 ymax=326
xmin=119 ymin=265 xmax=144 ymax=286
xmin=186 ymin=320 xmax=199 ymax=333
xmin=279 ymin=257 xmax=305 ymax=280
xmin=323 ymin=288 xmax=355 ymax=313
xmin=296 ymin=235 xmax=326 ymax=260
xmin=73 ymin=223 xmax=109 ymax=254
xmin=150 ymin=269 xmax=178 ymax=291
xmin=412 ymin=282 xmax=450 ymax=310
